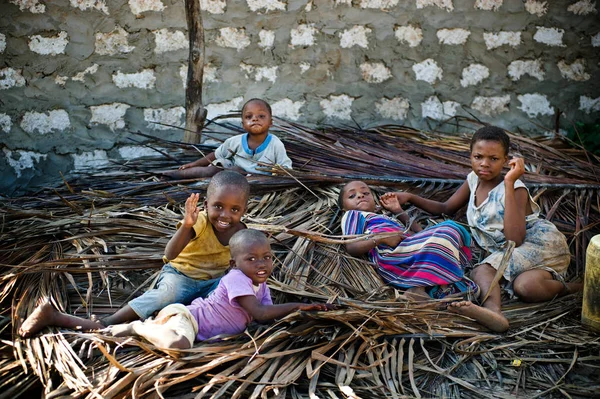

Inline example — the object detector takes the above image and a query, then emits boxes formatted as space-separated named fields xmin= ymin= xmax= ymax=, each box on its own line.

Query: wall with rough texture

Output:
xmin=1 ymin=0 xmax=599 ymax=193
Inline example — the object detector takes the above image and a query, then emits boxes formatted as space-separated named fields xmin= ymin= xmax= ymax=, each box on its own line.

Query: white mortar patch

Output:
xmin=335 ymin=0 xmax=351 ymax=4
xmin=437 ymin=28 xmax=471 ymax=45
xmin=0 ymin=68 xmax=26 ymax=90
xmin=533 ymin=27 xmax=565 ymax=47
xmin=3 ymin=149 xmax=47 ymax=177
xmin=290 ymin=24 xmax=317 ymax=48
xmin=259 ymin=30 xmax=275 ymax=49
xmin=579 ymin=96 xmax=600 ymax=114
xmin=246 ymin=0 xmax=286 ymax=12
xmin=376 ymin=97 xmax=410 ymax=120
xmin=416 ymin=0 xmax=453 ymax=12
xmin=90 ymin=103 xmax=130 ymax=131
xmin=508 ymin=59 xmax=544 ymax=81
xmin=144 ymin=107 xmax=185 ymax=130
xmin=179 ymin=64 xmax=219 ymax=89
xmin=9 ymin=0 xmax=45 ymax=13
xmin=340 ymin=25 xmax=371 ymax=49
xmin=474 ymin=0 xmax=502 ymax=11
xmin=72 ymin=64 xmax=99 ymax=82
xmin=412 ymin=59 xmax=443 ymax=84
xmin=299 ymin=63 xmax=310 ymax=74
xmin=320 ymin=94 xmax=354 ymax=120
xmin=524 ymin=0 xmax=548 ymax=16
xmin=557 ymin=59 xmax=590 ymax=81
xmin=154 ymin=29 xmax=188 ymax=53
xmin=395 ymin=25 xmax=423 ymax=47
xmin=240 ymin=63 xmax=278 ymax=83
xmin=95 ymin=27 xmax=135 ymax=55
xmin=70 ymin=0 xmax=109 ymax=14
xmin=0 ymin=114 xmax=12 ymax=133
xmin=517 ymin=93 xmax=554 ymax=117
xmin=422 ymin=96 xmax=459 ymax=120
xmin=567 ymin=0 xmax=597 ymax=15
xmin=272 ymin=99 xmax=304 ymax=121
xmin=113 ymin=69 xmax=156 ymax=89
xmin=206 ymin=97 xmax=244 ymax=120
xmin=21 ymin=110 xmax=71 ymax=134
xmin=483 ymin=31 xmax=521 ymax=50
xmin=593 ymin=33 xmax=600 ymax=47
xmin=460 ymin=64 xmax=489 ymax=87
xmin=29 ymin=31 xmax=69 ymax=55
xmin=359 ymin=0 xmax=399 ymax=9
xmin=55 ymin=76 xmax=68 ymax=85
xmin=73 ymin=150 xmax=109 ymax=170
xmin=129 ymin=0 xmax=165 ymax=16
xmin=472 ymin=95 xmax=510 ymax=116
xmin=0 ymin=33 xmax=6 ymax=53
xmin=360 ymin=62 xmax=392 ymax=83
xmin=216 ymin=27 xmax=250 ymax=51
xmin=118 ymin=145 xmax=160 ymax=159
xmin=201 ymin=0 xmax=226 ymax=14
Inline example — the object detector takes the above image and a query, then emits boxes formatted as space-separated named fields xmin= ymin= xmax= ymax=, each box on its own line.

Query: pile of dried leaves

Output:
xmin=1 ymin=117 xmax=599 ymax=398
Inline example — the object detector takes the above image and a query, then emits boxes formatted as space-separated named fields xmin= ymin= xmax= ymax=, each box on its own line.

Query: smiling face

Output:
xmin=231 ymin=239 xmax=273 ymax=285
xmin=205 ymin=185 xmax=247 ymax=233
xmin=470 ymin=140 xmax=509 ymax=182
xmin=340 ymin=181 xmax=377 ymax=212
xmin=242 ymin=100 xmax=272 ymax=137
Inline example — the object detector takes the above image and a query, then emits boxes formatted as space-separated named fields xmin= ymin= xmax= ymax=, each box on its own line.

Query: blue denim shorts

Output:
xmin=129 ymin=264 xmax=221 ymax=320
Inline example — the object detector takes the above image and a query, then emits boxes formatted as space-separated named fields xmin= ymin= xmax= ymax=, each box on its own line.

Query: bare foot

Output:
xmin=19 ymin=301 xmax=57 ymax=338
xmin=405 ymin=287 xmax=429 ymax=301
xmin=448 ymin=300 xmax=509 ymax=333
xmin=565 ymin=282 xmax=584 ymax=295
xmin=108 ymin=321 xmax=141 ymax=337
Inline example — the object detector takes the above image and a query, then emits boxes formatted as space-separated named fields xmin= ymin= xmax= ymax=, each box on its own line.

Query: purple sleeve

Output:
xmin=260 ymin=284 xmax=273 ymax=306
xmin=222 ymin=270 xmax=258 ymax=305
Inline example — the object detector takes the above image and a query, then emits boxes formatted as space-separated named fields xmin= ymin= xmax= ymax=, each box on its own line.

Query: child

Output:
xmin=389 ymin=126 xmax=582 ymax=332
xmin=339 ymin=181 xmax=478 ymax=301
xmin=19 ymin=230 xmax=329 ymax=349
xmin=164 ymin=98 xmax=292 ymax=179
xmin=19 ymin=170 xmax=250 ymax=337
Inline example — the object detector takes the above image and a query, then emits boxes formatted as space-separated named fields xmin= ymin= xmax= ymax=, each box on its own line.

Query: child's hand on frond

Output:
xmin=380 ymin=192 xmax=404 ymax=214
xmin=183 ymin=193 xmax=201 ymax=228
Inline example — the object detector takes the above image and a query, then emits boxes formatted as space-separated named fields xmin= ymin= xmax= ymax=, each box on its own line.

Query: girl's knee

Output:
xmin=471 ymin=263 xmax=495 ymax=280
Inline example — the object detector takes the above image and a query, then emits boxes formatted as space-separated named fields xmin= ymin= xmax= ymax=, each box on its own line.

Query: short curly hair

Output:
xmin=470 ymin=126 xmax=510 ymax=156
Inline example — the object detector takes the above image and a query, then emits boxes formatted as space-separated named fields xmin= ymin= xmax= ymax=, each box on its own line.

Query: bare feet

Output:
xmin=19 ymin=301 xmax=57 ymax=338
xmin=448 ymin=300 xmax=509 ymax=333
xmin=564 ymin=282 xmax=584 ymax=295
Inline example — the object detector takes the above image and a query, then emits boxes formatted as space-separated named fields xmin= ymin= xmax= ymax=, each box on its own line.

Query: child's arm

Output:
xmin=390 ymin=181 xmax=471 ymax=216
xmin=236 ymin=295 xmax=329 ymax=322
xmin=345 ymin=234 xmax=405 ymax=257
xmin=503 ymin=158 xmax=528 ymax=246
xmin=164 ymin=194 xmax=201 ymax=260
xmin=380 ymin=193 xmax=422 ymax=232
xmin=179 ymin=152 xmax=216 ymax=170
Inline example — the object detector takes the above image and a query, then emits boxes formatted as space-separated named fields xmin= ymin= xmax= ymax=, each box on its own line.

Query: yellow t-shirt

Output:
xmin=163 ymin=211 xmax=231 ymax=280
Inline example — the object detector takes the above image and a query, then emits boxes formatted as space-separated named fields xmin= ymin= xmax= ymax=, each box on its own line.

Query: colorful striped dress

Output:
xmin=341 ymin=210 xmax=473 ymax=290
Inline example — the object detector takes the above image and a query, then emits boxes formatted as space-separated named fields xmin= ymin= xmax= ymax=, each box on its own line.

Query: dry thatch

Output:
xmin=1 ymin=117 xmax=600 ymax=398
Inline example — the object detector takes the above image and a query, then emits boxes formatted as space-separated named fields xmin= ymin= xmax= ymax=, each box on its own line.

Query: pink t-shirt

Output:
xmin=186 ymin=269 xmax=272 ymax=341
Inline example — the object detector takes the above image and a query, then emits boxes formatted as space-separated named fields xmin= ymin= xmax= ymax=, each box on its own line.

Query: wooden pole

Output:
xmin=183 ymin=0 xmax=206 ymax=144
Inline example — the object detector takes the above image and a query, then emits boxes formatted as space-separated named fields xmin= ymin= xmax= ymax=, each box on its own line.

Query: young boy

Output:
xmin=19 ymin=230 xmax=329 ymax=349
xmin=19 ymin=170 xmax=250 ymax=337
xmin=163 ymin=98 xmax=292 ymax=179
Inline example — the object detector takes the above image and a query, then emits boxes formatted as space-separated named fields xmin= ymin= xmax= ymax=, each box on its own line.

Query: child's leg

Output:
xmin=162 ymin=165 xmax=220 ymax=179
xmin=512 ymin=269 xmax=583 ymax=302
xmin=448 ymin=301 xmax=509 ymax=333
xmin=101 ymin=305 xmax=140 ymax=326
xmin=465 ymin=263 xmax=509 ymax=332
xmin=108 ymin=320 xmax=192 ymax=349
xmin=19 ymin=301 xmax=104 ymax=338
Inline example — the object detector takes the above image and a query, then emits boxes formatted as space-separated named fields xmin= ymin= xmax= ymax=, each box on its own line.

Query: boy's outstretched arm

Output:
xmin=164 ymin=194 xmax=200 ymax=260
xmin=390 ymin=181 xmax=471 ymax=216
xmin=179 ymin=152 xmax=216 ymax=170
xmin=236 ymin=295 xmax=329 ymax=322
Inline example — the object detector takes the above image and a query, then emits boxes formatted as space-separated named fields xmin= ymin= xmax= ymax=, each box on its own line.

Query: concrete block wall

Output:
xmin=0 ymin=0 xmax=599 ymax=193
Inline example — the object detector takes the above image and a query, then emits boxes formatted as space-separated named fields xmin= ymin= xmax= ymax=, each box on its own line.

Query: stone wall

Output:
xmin=1 ymin=0 xmax=599 ymax=193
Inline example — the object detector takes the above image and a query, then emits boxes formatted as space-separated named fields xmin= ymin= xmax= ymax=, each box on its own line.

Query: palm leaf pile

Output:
xmin=1 ymin=117 xmax=599 ymax=398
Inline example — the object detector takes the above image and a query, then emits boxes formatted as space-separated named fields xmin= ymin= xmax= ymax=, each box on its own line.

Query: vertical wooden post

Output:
xmin=183 ymin=0 xmax=206 ymax=144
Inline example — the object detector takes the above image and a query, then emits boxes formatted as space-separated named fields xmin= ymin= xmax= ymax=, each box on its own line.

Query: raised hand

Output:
xmin=505 ymin=157 xmax=525 ymax=185
xmin=183 ymin=193 xmax=201 ymax=228
xmin=380 ymin=192 xmax=403 ymax=213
